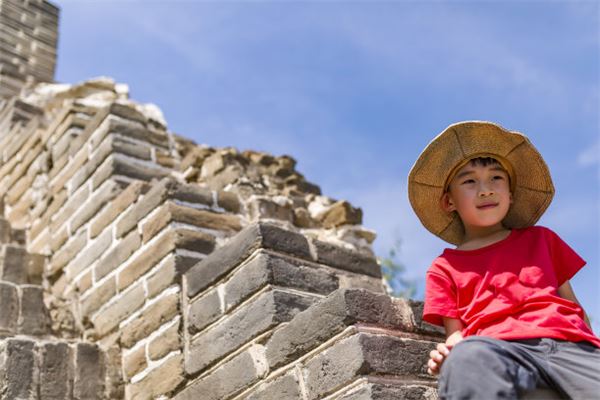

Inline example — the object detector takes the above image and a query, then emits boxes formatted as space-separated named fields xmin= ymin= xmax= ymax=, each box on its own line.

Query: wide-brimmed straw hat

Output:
xmin=408 ymin=121 xmax=554 ymax=245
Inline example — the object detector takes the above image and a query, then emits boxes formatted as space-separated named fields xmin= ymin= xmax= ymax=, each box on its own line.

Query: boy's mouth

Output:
xmin=476 ymin=202 xmax=498 ymax=209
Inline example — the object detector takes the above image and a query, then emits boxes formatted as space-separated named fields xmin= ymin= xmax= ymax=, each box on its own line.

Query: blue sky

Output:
xmin=53 ymin=1 xmax=599 ymax=332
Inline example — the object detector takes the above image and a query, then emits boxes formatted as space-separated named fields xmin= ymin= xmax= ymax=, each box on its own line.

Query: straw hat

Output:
xmin=408 ymin=121 xmax=554 ymax=245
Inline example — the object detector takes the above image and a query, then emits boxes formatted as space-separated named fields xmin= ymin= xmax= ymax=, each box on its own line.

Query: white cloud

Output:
xmin=577 ymin=139 xmax=600 ymax=167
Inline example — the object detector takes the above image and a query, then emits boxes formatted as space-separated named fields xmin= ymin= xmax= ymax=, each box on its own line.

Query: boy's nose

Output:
xmin=478 ymin=185 xmax=494 ymax=197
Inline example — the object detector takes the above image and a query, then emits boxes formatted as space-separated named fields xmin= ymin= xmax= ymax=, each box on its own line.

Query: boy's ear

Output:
xmin=440 ymin=192 xmax=456 ymax=213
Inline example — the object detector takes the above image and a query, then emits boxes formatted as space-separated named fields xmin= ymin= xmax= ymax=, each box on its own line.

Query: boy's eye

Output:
xmin=461 ymin=179 xmax=475 ymax=184
xmin=492 ymin=175 xmax=505 ymax=180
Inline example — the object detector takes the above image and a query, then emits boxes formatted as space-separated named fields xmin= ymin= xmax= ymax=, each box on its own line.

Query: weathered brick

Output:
xmin=123 ymin=345 xmax=147 ymax=379
xmin=69 ymin=179 xmax=122 ymax=233
xmin=89 ymin=180 xmax=148 ymax=238
xmin=126 ymin=354 xmax=184 ymax=400
xmin=49 ymin=224 xmax=69 ymax=254
xmin=185 ymin=222 xmax=312 ymax=298
xmin=337 ymin=272 xmax=385 ymax=293
xmin=48 ymin=227 xmax=87 ymax=276
xmin=50 ymin=183 xmax=90 ymax=232
xmin=408 ymin=300 xmax=445 ymax=336
xmin=81 ymin=276 xmax=117 ymax=317
xmin=19 ymin=285 xmax=51 ymax=335
xmin=69 ymin=132 xmax=114 ymax=194
xmin=0 ymin=245 xmax=28 ymax=284
xmin=185 ymin=289 xmax=316 ymax=375
xmin=94 ymin=229 xmax=141 ymax=281
xmin=312 ymin=239 xmax=381 ymax=278
xmin=175 ymin=345 xmax=267 ymax=400
xmin=66 ymin=227 xmax=112 ymax=280
xmin=320 ymin=200 xmax=363 ymax=228
xmin=187 ymin=290 xmax=222 ymax=334
xmin=303 ymin=333 xmax=436 ymax=399
xmin=217 ymin=190 xmax=240 ymax=213
xmin=148 ymin=319 xmax=181 ymax=360
xmin=0 ymin=282 xmax=18 ymax=332
xmin=146 ymin=254 xmax=199 ymax=299
xmin=265 ymin=288 xmax=416 ymax=369
xmin=249 ymin=197 xmax=293 ymax=222
xmin=338 ymin=382 xmax=438 ymax=400
xmin=0 ymin=219 xmax=11 ymax=243
xmin=169 ymin=182 xmax=213 ymax=205
xmin=91 ymin=283 xmax=145 ymax=337
xmin=113 ymin=136 xmax=152 ymax=160
xmin=245 ymin=370 xmax=303 ymax=400
xmin=92 ymin=154 xmax=169 ymax=191
xmin=118 ymin=228 xmax=211 ymax=291
xmin=76 ymin=270 xmax=93 ymax=295
xmin=0 ymin=339 xmax=36 ymax=399
xmin=120 ymin=292 xmax=179 ymax=348
xmin=74 ymin=343 xmax=105 ymax=399
xmin=40 ymin=342 xmax=73 ymax=400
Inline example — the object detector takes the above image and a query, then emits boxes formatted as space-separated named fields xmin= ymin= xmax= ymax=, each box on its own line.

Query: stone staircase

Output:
xmin=0 ymin=200 xmax=110 ymax=399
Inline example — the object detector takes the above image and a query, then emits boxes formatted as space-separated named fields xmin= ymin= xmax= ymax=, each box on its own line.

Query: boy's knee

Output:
xmin=442 ymin=337 xmax=504 ymax=373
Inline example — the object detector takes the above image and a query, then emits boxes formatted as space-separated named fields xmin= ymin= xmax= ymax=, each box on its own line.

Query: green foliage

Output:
xmin=378 ymin=238 xmax=417 ymax=299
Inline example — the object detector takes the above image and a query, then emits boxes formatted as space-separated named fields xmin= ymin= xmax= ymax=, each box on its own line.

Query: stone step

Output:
xmin=0 ymin=338 xmax=107 ymax=400
xmin=0 ymin=281 xmax=50 ymax=336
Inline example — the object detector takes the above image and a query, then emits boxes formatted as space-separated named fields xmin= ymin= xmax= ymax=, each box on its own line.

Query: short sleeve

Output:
xmin=423 ymin=270 xmax=459 ymax=327
xmin=543 ymin=227 xmax=586 ymax=287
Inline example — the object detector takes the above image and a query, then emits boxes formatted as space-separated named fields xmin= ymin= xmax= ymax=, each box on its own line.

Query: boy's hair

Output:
xmin=468 ymin=156 xmax=500 ymax=167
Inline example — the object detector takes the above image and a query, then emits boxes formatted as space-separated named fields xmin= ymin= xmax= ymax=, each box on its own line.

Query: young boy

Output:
xmin=408 ymin=121 xmax=600 ymax=399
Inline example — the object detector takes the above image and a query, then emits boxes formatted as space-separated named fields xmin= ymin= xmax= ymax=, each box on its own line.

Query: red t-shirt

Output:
xmin=423 ymin=226 xmax=600 ymax=348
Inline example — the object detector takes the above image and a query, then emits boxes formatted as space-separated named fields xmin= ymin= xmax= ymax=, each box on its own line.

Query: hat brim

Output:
xmin=408 ymin=121 xmax=554 ymax=245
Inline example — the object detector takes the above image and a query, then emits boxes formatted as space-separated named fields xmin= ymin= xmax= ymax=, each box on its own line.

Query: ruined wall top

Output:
xmin=0 ymin=0 xmax=59 ymax=100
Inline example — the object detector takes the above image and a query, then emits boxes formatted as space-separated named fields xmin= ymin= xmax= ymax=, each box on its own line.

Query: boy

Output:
xmin=407 ymin=121 xmax=600 ymax=399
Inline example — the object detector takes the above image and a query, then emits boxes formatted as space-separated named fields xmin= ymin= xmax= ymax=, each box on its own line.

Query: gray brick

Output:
xmin=0 ymin=282 xmax=18 ymax=333
xmin=0 ymin=245 xmax=28 ymax=284
xmin=175 ymin=346 xmax=267 ymax=400
xmin=312 ymin=239 xmax=381 ymax=278
xmin=338 ymin=382 xmax=438 ymax=400
xmin=265 ymin=289 xmax=416 ymax=369
xmin=409 ymin=299 xmax=446 ymax=336
xmin=185 ymin=289 xmax=316 ymax=375
xmin=185 ymin=222 xmax=312 ymax=298
xmin=246 ymin=371 xmax=303 ymax=400
xmin=74 ymin=343 xmax=105 ymax=399
xmin=40 ymin=342 xmax=73 ymax=400
xmin=0 ymin=339 xmax=36 ymax=400
xmin=187 ymin=289 xmax=222 ymax=334
xmin=19 ymin=285 xmax=50 ymax=335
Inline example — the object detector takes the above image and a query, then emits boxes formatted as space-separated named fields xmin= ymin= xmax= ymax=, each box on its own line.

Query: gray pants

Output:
xmin=438 ymin=336 xmax=600 ymax=400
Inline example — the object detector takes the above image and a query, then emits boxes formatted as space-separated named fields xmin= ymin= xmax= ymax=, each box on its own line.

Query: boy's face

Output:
xmin=441 ymin=161 xmax=512 ymax=233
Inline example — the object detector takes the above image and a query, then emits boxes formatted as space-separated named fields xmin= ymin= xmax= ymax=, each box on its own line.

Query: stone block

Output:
xmin=187 ymin=290 xmax=222 ymax=335
xmin=175 ymin=345 xmax=267 ymax=400
xmin=245 ymin=371 xmax=303 ymax=400
xmin=90 ymin=180 xmax=148 ymax=239
xmin=265 ymin=288 xmax=416 ymax=369
xmin=217 ymin=190 xmax=240 ymax=213
xmin=338 ymin=382 xmax=437 ymax=400
xmin=185 ymin=289 xmax=316 ymax=375
xmin=0 ymin=339 xmax=36 ymax=400
xmin=249 ymin=197 xmax=293 ymax=222
xmin=19 ymin=285 xmax=50 ymax=335
xmin=126 ymin=354 xmax=184 ymax=400
xmin=48 ymin=227 xmax=87 ymax=276
xmin=120 ymin=292 xmax=179 ymax=348
xmin=113 ymin=136 xmax=152 ymax=160
xmin=169 ymin=182 xmax=213 ymax=206
xmin=66 ymin=227 xmax=112 ymax=280
xmin=303 ymin=333 xmax=435 ymax=399
xmin=408 ymin=300 xmax=445 ymax=336
xmin=91 ymin=283 xmax=145 ymax=337
xmin=0 ymin=282 xmax=18 ymax=333
xmin=49 ymin=224 xmax=69 ymax=254
xmin=312 ymin=239 xmax=381 ymax=278
xmin=40 ymin=342 xmax=73 ymax=400
xmin=69 ymin=179 xmax=122 ymax=233
xmin=94 ymin=229 xmax=141 ymax=281
xmin=81 ymin=276 xmax=117 ymax=318
xmin=0 ymin=245 xmax=28 ymax=283
xmin=68 ymin=132 xmax=114 ymax=193
xmin=123 ymin=345 xmax=147 ymax=379
xmin=148 ymin=319 xmax=181 ymax=360
xmin=74 ymin=343 xmax=106 ymax=399
xmin=185 ymin=222 xmax=312 ymax=298
xmin=50 ymin=182 xmax=90 ymax=232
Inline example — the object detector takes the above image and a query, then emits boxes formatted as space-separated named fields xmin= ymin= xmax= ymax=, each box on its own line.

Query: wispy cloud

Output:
xmin=577 ymin=139 xmax=600 ymax=167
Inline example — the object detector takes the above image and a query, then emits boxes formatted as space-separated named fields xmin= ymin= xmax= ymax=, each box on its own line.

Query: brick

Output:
xmin=146 ymin=254 xmax=196 ymax=299
xmin=118 ymin=228 xmax=210 ymax=291
xmin=338 ymin=272 xmax=385 ymax=293
xmin=90 ymin=180 xmax=148 ymax=239
xmin=187 ymin=289 xmax=222 ymax=334
xmin=224 ymin=252 xmax=338 ymax=312
xmin=91 ymin=283 xmax=145 ymax=337
xmin=0 ymin=339 xmax=36 ymax=399
xmin=408 ymin=300 xmax=445 ymax=336
xmin=148 ymin=319 xmax=181 ymax=360
xmin=0 ymin=282 xmax=18 ymax=333
xmin=249 ymin=197 xmax=293 ymax=222
xmin=303 ymin=333 xmax=435 ymax=399
xmin=123 ymin=345 xmax=147 ymax=379
xmin=81 ymin=276 xmax=117 ymax=317
xmin=69 ymin=179 xmax=122 ymax=233
xmin=93 ymin=154 xmax=169 ymax=190
xmin=245 ymin=371 xmax=303 ymax=400
xmin=49 ymin=224 xmax=69 ymax=254
xmin=185 ymin=289 xmax=316 ymax=375
xmin=185 ymin=222 xmax=312 ymax=298
xmin=74 ymin=343 xmax=106 ymax=399
xmin=76 ymin=270 xmax=93 ymax=294
xmin=113 ymin=136 xmax=152 ymax=160
xmin=313 ymin=239 xmax=381 ymax=278
xmin=120 ymin=292 xmax=179 ymax=348
xmin=0 ymin=219 xmax=11 ymax=243
xmin=50 ymin=176 xmax=90 ymax=232
xmin=126 ymin=354 xmax=184 ymax=400
xmin=338 ymin=382 xmax=437 ymax=400
xmin=66 ymin=227 xmax=112 ymax=280
xmin=68 ymin=132 xmax=114 ymax=193
xmin=19 ymin=285 xmax=50 ymax=335
xmin=265 ymin=289 xmax=416 ymax=369
xmin=175 ymin=345 xmax=267 ymax=400
xmin=94 ymin=229 xmax=141 ymax=281
xmin=217 ymin=190 xmax=240 ymax=213
xmin=40 ymin=342 xmax=73 ymax=400
xmin=169 ymin=182 xmax=213 ymax=205
xmin=0 ymin=245 xmax=28 ymax=284
xmin=48 ymin=227 xmax=87 ymax=275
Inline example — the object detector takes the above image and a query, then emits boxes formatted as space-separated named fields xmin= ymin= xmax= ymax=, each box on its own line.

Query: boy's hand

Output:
xmin=427 ymin=330 xmax=464 ymax=376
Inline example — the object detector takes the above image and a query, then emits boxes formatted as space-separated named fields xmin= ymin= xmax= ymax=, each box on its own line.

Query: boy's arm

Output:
xmin=427 ymin=317 xmax=464 ymax=375
xmin=557 ymin=280 xmax=592 ymax=330
xmin=443 ymin=317 xmax=465 ymax=346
